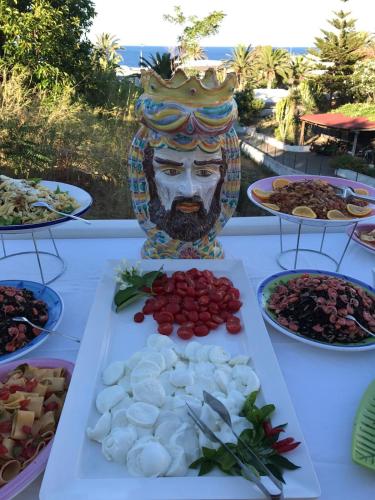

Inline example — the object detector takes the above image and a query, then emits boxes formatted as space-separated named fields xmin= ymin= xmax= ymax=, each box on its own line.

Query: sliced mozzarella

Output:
xmin=96 ymin=385 xmax=125 ymax=414
xmin=169 ymin=368 xmax=194 ymax=388
xmin=155 ymin=419 xmax=182 ymax=446
xmin=125 ymin=351 xmax=143 ymax=370
xmin=130 ymin=361 xmax=161 ymax=384
xmin=147 ymin=334 xmax=174 ymax=350
xmin=184 ymin=341 xmax=201 ymax=361
xmin=87 ymin=412 xmax=111 ymax=442
xmin=126 ymin=442 xmax=145 ymax=477
xmin=165 ymin=445 xmax=187 ymax=476
xmin=231 ymin=416 xmax=250 ymax=435
xmin=169 ymin=424 xmax=199 ymax=463
xmin=192 ymin=361 xmax=215 ymax=377
xmin=232 ymin=365 xmax=260 ymax=394
xmin=160 ymin=348 xmax=178 ymax=369
xmin=140 ymin=442 xmax=171 ymax=477
xmin=156 ymin=410 xmax=181 ymax=427
xmin=133 ymin=378 xmax=166 ymax=407
xmin=126 ymin=402 xmax=159 ymax=427
xmin=200 ymin=405 xmax=220 ymax=431
xmin=215 ymin=369 xmax=230 ymax=393
xmin=209 ymin=346 xmax=230 ymax=364
xmin=226 ymin=389 xmax=246 ymax=414
xmin=229 ymin=355 xmax=250 ymax=366
xmin=102 ymin=361 xmax=125 ymax=385
xmin=102 ymin=426 xmax=137 ymax=462
xmin=159 ymin=371 xmax=175 ymax=396
xmin=141 ymin=351 xmax=166 ymax=371
xmin=196 ymin=344 xmax=212 ymax=362
xmin=117 ymin=374 xmax=132 ymax=394
xmin=110 ymin=393 xmax=132 ymax=413
xmin=111 ymin=408 xmax=129 ymax=428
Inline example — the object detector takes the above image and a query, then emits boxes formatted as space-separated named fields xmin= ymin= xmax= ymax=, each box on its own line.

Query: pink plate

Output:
xmin=0 ymin=358 xmax=74 ymax=500
xmin=248 ymin=174 xmax=375 ymax=227
xmin=347 ymin=223 xmax=375 ymax=255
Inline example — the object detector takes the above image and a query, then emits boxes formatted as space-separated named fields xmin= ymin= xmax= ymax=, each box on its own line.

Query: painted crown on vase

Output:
xmin=128 ymin=69 xmax=241 ymax=259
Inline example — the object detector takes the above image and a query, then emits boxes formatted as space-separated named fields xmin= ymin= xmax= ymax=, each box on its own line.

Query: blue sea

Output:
xmin=117 ymin=46 xmax=309 ymax=68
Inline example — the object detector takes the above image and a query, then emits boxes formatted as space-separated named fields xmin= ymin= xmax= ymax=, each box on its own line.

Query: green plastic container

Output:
xmin=352 ymin=379 xmax=375 ymax=471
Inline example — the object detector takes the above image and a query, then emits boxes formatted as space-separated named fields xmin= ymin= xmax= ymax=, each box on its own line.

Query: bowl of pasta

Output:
xmin=0 ymin=358 xmax=73 ymax=499
xmin=0 ymin=176 xmax=92 ymax=231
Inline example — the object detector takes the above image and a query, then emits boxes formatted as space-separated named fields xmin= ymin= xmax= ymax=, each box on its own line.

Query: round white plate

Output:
xmin=347 ymin=223 xmax=375 ymax=256
xmin=0 ymin=180 xmax=92 ymax=232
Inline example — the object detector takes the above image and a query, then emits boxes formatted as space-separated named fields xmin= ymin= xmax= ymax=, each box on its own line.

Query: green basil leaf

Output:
xmin=264 ymin=463 xmax=285 ymax=483
xmin=198 ymin=460 xmax=216 ymax=476
xmin=143 ymin=269 xmax=164 ymax=288
xmin=258 ymin=404 xmax=276 ymax=421
xmin=202 ymin=447 xmax=217 ymax=459
xmin=189 ymin=457 xmax=205 ymax=469
xmin=54 ymin=185 xmax=62 ymax=194
xmin=267 ymin=454 xmax=300 ymax=470
xmin=114 ymin=287 xmax=147 ymax=312
xmin=125 ymin=275 xmax=147 ymax=288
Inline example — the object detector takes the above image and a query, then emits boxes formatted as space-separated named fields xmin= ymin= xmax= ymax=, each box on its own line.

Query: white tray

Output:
xmin=40 ymin=259 xmax=320 ymax=500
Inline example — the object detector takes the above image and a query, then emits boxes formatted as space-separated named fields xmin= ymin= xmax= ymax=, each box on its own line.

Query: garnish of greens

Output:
xmin=113 ymin=261 xmax=164 ymax=312
xmin=190 ymin=391 xmax=300 ymax=483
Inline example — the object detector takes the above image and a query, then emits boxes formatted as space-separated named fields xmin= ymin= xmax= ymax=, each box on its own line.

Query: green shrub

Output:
xmin=234 ymin=85 xmax=264 ymax=125
xmin=330 ymin=154 xmax=375 ymax=178
xmin=331 ymin=103 xmax=375 ymax=121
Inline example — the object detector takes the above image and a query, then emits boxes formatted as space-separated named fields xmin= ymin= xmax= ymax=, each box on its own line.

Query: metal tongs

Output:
xmin=332 ymin=185 xmax=375 ymax=204
xmin=186 ymin=392 xmax=284 ymax=500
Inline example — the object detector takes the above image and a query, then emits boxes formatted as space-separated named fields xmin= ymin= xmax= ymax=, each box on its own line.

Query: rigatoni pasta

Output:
xmin=0 ymin=363 xmax=69 ymax=486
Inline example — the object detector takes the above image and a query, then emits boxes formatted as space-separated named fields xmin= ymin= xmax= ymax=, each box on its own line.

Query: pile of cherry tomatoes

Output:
xmin=133 ymin=268 xmax=243 ymax=340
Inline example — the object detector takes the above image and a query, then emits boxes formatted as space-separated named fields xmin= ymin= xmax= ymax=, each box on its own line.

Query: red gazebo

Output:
xmin=299 ymin=113 xmax=375 ymax=153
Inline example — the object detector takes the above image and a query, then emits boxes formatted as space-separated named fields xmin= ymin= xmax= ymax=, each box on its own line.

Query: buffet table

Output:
xmin=2 ymin=217 xmax=375 ymax=500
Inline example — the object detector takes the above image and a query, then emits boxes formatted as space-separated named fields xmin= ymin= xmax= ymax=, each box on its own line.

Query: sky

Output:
xmin=89 ymin=0 xmax=374 ymax=47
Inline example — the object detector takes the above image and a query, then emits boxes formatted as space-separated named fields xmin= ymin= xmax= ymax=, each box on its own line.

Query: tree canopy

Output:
xmin=163 ymin=5 xmax=225 ymax=62
xmin=309 ymin=0 xmax=369 ymax=105
xmin=0 ymin=0 xmax=96 ymax=90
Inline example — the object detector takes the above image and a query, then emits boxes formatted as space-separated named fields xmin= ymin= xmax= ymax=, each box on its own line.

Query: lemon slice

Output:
xmin=327 ymin=210 xmax=352 ymax=220
xmin=353 ymin=188 xmax=369 ymax=195
xmin=252 ymin=188 xmax=273 ymax=201
xmin=272 ymin=178 xmax=291 ymax=190
xmin=292 ymin=206 xmax=317 ymax=218
xmin=262 ymin=203 xmax=280 ymax=211
xmin=346 ymin=204 xmax=373 ymax=217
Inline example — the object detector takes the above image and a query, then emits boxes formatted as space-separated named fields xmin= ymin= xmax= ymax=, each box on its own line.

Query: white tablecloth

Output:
xmin=2 ymin=218 xmax=375 ymax=500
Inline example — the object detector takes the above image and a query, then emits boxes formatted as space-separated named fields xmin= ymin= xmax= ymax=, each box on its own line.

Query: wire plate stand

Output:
xmin=276 ymin=217 xmax=358 ymax=272
xmin=0 ymin=228 xmax=66 ymax=285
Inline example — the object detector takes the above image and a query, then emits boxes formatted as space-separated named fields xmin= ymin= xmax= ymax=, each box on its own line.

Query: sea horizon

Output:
xmin=117 ymin=45 xmax=310 ymax=68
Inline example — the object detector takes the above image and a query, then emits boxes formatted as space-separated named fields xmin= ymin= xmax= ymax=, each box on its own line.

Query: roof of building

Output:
xmin=300 ymin=113 xmax=375 ymax=131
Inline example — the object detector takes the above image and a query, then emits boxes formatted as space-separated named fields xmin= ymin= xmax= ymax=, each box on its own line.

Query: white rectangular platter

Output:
xmin=40 ymin=259 xmax=320 ymax=500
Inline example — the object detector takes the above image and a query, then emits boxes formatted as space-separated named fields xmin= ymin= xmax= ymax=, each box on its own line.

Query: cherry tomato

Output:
xmin=188 ymin=310 xmax=199 ymax=323
xmin=199 ymin=311 xmax=211 ymax=322
xmin=208 ymin=302 xmax=220 ymax=314
xmin=154 ymin=311 xmax=174 ymax=324
xmin=177 ymin=326 xmax=194 ymax=340
xmin=226 ymin=317 xmax=241 ymax=334
xmin=198 ymin=295 xmax=209 ymax=306
xmin=206 ymin=320 xmax=218 ymax=330
xmin=133 ymin=312 xmax=145 ymax=323
xmin=165 ymin=302 xmax=180 ymax=314
xmin=229 ymin=287 xmax=240 ymax=299
xmin=194 ymin=324 xmax=209 ymax=337
xmin=211 ymin=314 xmax=224 ymax=325
xmin=158 ymin=323 xmax=173 ymax=335
xmin=175 ymin=313 xmax=187 ymax=325
xmin=227 ymin=300 xmax=242 ymax=313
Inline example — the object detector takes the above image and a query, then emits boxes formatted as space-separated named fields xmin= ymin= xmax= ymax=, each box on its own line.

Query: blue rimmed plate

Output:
xmin=257 ymin=269 xmax=375 ymax=352
xmin=0 ymin=181 xmax=92 ymax=232
xmin=0 ymin=280 xmax=63 ymax=363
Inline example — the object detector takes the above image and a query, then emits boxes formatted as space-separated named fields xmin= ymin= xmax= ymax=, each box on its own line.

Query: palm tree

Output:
xmin=94 ymin=33 xmax=122 ymax=70
xmin=288 ymin=56 xmax=310 ymax=87
xmin=255 ymin=46 xmax=291 ymax=88
xmin=179 ymin=41 xmax=206 ymax=62
xmin=226 ymin=44 xmax=253 ymax=90
xmin=139 ymin=52 xmax=175 ymax=79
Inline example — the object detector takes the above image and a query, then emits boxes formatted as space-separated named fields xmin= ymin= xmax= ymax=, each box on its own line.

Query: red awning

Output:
xmin=300 ymin=113 xmax=375 ymax=131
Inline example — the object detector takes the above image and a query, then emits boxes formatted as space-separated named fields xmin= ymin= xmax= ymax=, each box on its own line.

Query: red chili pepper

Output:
xmin=272 ymin=438 xmax=301 ymax=453
xmin=263 ymin=420 xmax=285 ymax=437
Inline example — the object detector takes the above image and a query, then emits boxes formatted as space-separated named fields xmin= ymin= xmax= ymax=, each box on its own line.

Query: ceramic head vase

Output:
xmin=128 ymin=69 xmax=240 ymax=259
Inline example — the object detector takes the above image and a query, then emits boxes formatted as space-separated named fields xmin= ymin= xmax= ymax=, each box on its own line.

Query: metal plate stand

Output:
xmin=0 ymin=228 xmax=66 ymax=284
xmin=276 ymin=217 xmax=358 ymax=271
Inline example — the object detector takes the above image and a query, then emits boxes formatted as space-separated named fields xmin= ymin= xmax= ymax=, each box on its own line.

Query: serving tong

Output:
xmin=31 ymin=201 xmax=91 ymax=224
xmin=332 ymin=185 xmax=375 ymax=204
xmin=186 ymin=391 xmax=284 ymax=500
xmin=12 ymin=316 xmax=80 ymax=344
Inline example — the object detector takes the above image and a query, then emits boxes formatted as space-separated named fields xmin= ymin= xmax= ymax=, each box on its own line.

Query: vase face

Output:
xmin=145 ymin=147 xmax=225 ymax=243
